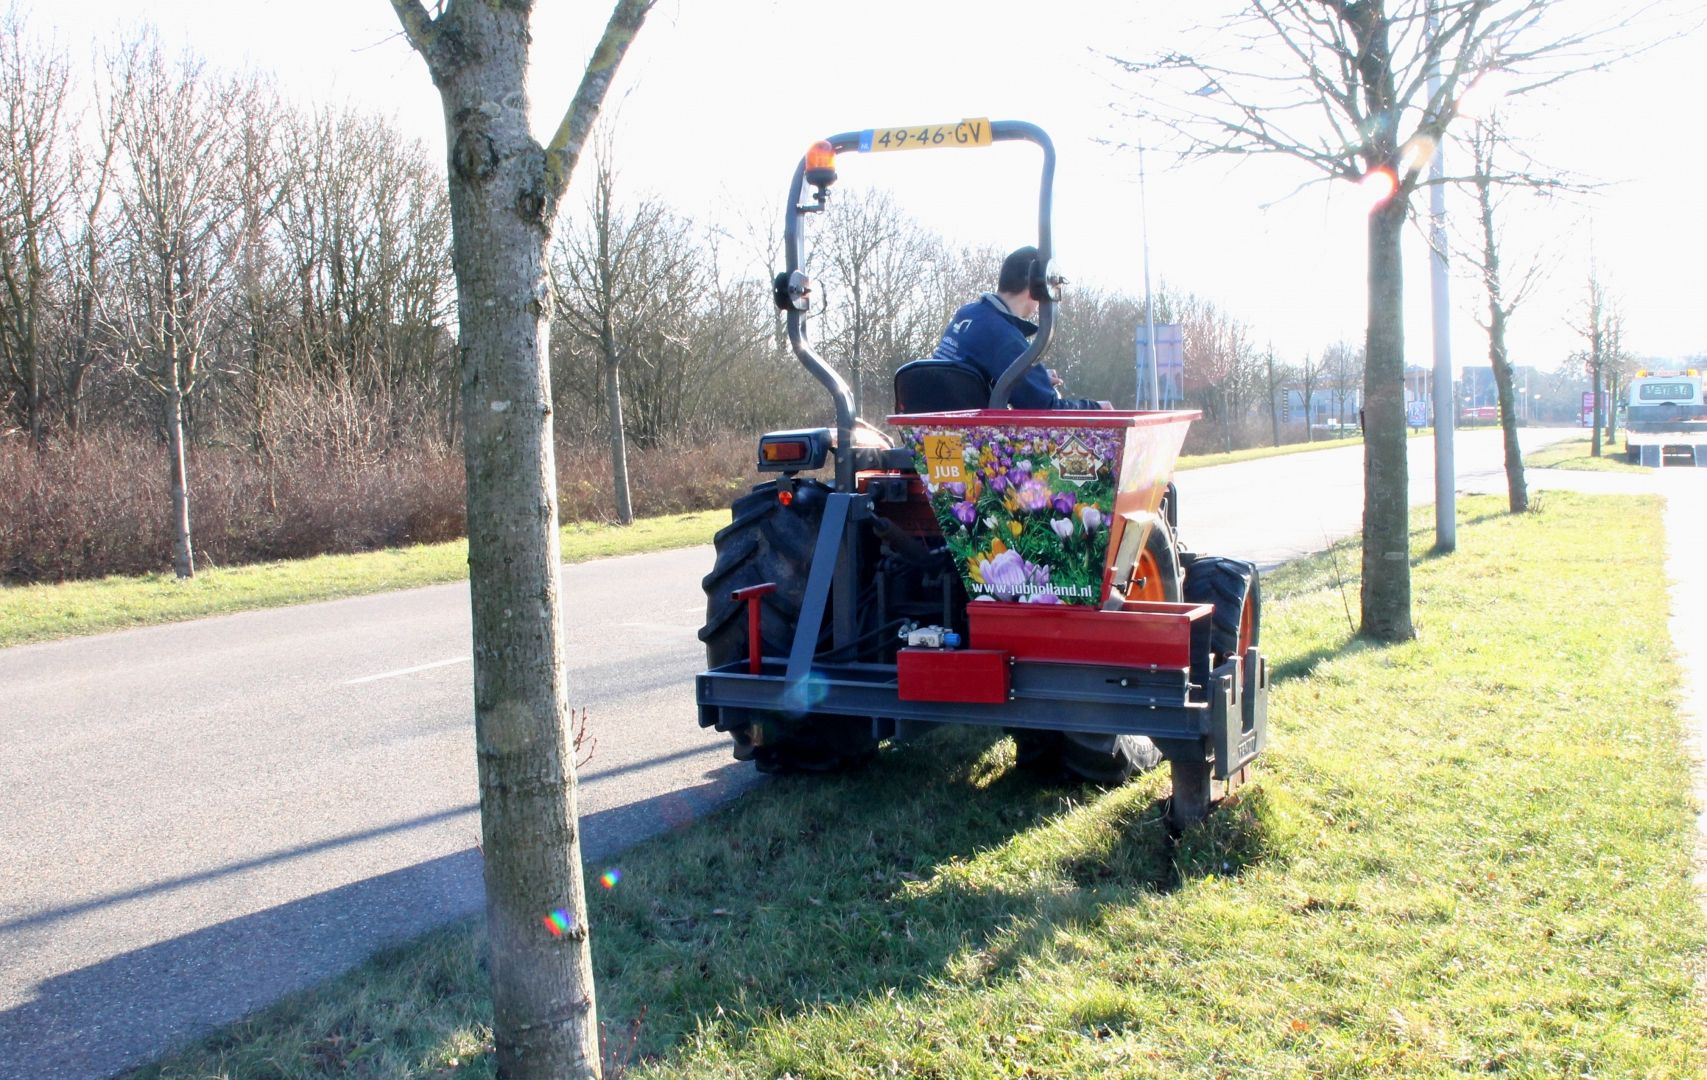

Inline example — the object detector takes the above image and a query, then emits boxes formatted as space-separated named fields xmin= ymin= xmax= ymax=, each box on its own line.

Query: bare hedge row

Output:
xmin=0 ymin=432 xmax=760 ymax=584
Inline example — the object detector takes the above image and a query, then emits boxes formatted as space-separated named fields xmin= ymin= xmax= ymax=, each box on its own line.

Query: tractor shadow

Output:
xmin=588 ymin=726 xmax=1283 ymax=1061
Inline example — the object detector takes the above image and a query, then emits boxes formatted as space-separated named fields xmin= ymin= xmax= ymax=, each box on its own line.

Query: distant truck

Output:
xmin=1624 ymin=369 xmax=1707 ymax=466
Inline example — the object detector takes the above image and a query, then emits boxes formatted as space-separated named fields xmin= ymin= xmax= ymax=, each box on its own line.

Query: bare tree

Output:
xmin=1263 ymin=343 xmax=1291 ymax=446
xmin=818 ymin=188 xmax=938 ymax=416
xmin=1050 ymin=286 xmax=1151 ymax=408
xmin=228 ymin=81 xmax=291 ymax=464
xmin=0 ymin=10 xmax=71 ymax=446
xmin=1574 ymin=261 xmax=1616 ymax=458
xmin=111 ymin=42 xmax=247 ymax=578
xmin=1602 ymin=303 xmax=1631 ymax=446
xmin=1459 ymin=116 xmax=1566 ymax=511
xmin=1112 ymin=0 xmax=1645 ymax=641
xmin=1296 ymin=349 xmax=1324 ymax=442
xmin=387 ymin=3 xmax=652 ymax=1077
xmin=1180 ymin=293 xmax=1258 ymax=449
xmin=552 ymin=145 xmax=684 ymax=523
xmin=48 ymin=33 xmax=136 ymax=437
xmin=1322 ymin=340 xmax=1365 ymax=430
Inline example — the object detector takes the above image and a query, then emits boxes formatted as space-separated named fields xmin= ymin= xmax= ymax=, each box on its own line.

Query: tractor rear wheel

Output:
xmin=699 ymin=481 xmax=878 ymax=773
xmin=1170 ymin=555 xmax=1262 ymax=825
xmin=1011 ymin=519 xmax=1178 ymax=784
xmin=1182 ymin=555 xmax=1261 ymax=690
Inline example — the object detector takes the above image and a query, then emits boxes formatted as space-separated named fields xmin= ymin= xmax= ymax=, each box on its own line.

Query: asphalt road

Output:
xmin=0 ymin=426 xmax=1574 ymax=1078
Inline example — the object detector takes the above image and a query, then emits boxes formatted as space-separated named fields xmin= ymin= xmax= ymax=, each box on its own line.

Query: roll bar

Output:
xmin=777 ymin=120 xmax=1058 ymax=490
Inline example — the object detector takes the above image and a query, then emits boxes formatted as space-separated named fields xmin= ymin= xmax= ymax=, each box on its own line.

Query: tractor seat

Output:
xmin=892 ymin=359 xmax=991 ymax=413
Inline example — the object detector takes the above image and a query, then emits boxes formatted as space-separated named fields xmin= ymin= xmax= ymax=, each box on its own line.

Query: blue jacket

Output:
xmin=930 ymin=294 xmax=1097 ymax=409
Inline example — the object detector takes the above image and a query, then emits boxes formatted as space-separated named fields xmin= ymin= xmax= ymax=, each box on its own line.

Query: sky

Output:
xmin=18 ymin=0 xmax=1707 ymax=376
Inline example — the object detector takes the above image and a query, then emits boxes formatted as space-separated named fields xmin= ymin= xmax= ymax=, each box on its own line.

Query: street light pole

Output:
xmin=1427 ymin=0 xmax=1457 ymax=552
xmin=1138 ymin=140 xmax=1161 ymax=410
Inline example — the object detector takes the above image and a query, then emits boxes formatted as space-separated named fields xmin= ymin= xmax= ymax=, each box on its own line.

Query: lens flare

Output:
xmin=1358 ymin=167 xmax=1398 ymax=212
xmin=1398 ymin=135 xmax=1436 ymax=176
xmin=599 ymin=868 xmax=622 ymax=889
xmin=543 ymin=907 xmax=574 ymax=937
xmin=782 ymin=673 xmax=829 ymax=716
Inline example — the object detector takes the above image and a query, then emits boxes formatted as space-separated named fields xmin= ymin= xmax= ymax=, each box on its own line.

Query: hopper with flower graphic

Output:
xmin=889 ymin=409 xmax=1197 ymax=606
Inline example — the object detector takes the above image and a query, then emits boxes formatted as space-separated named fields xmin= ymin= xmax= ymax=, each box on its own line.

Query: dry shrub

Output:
xmin=0 ymin=428 xmax=765 ymax=584
xmin=554 ymin=433 xmax=760 ymax=525
xmin=0 ymin=431 xmax=467 ymax=583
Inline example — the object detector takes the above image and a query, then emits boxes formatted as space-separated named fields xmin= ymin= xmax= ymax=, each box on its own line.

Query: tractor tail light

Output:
xmin=762 ymin=439 xmax=810 ymax=464
xmin=757 ymin=429 xmax=830 ymax=473
xmin=777 ymin=489 xmax=794 ymax=507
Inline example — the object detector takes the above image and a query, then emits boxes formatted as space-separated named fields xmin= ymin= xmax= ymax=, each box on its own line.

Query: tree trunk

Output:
xmin=1486 ymin=306 xmax=1527 ymax=513
xmin=1266 ymin=352 xmax=1281 ymax=447
xmin=604 ymin=351 xmax=633 ymax=525
xmin=1591 ymin=365 xmax=1603 ymax=457
xmin=1606 ymin=369 xmax=1620 ymax=442
xmin=165 ymin=382 xmax=194 ymax=579
xmin=411 ymin=5 xmax=602 ymax=1076
xmin=1476 ymin=175 xmax=1527 ymax=513
xmin=1359 ymin=198 xmax=1413 ymax=641
xmin=27 ymin=341 xmax=43 ymax=448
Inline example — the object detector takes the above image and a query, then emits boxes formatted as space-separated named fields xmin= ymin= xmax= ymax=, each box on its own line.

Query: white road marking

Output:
xmin=345 ymin=656 xmax=472 ymax=685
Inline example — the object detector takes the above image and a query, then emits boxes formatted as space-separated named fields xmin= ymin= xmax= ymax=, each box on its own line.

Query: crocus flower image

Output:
xmin=1051 ymin=517 xmax=1075 ymax=541
xmin=1014 ymin=480 xmax=1052 ymax=513
xmin=1080 ymin=505 xmax=1105 ymax=532
xmin=951 ymin=500 xmax=978 ymax=526
xmin=975 ymin=549 xmax=1052 ymax=602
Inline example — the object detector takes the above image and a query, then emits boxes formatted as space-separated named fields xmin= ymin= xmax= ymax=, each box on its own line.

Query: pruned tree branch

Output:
xmin=544 ymin=0 xmax=654 ymax=201
xmin=386 ymin=0 xmax=436 ymax=58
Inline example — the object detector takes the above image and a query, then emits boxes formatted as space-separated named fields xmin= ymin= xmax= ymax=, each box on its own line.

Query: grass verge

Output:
xmin=1524 ymin=433 xmax=1648 ymax=473
xmin=0 ymin=511 xmax=724 ymax=648
xmin=131 ymin=490 xmax=1706 ymax=1079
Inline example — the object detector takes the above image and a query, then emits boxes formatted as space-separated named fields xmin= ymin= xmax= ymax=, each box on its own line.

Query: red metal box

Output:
xmin=896 ymin=648 xmax=1011 ymax=703
xmin=968 ymin=600 xmax=1209 ymax=670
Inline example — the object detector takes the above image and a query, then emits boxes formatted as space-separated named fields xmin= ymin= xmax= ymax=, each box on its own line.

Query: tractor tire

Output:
xmin=1170 ymin=555 xmax=1262 ymax=825
xmin=1182 ymin=555 xmax=1261 ymax=693
xmin=699 ymin=481 xmax=878 ymax=773
xmin=1011 ymin=519 xmax=1179 ymax=785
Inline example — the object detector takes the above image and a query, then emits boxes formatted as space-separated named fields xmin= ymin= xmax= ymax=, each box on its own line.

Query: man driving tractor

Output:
xmin=930 ymin=245 xmax=1105 ymax=410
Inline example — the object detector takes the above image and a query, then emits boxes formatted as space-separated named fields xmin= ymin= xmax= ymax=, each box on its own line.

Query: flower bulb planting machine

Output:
xmin=694 ymin=120 xmax=1267 ymax=826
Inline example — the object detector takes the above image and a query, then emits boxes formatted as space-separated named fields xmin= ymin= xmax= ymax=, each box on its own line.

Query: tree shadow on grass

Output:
xmin=1268 ymin=633 xmax=1357 ymax=683
xmin=588 ymin=726 xmax=1287 ymax=1062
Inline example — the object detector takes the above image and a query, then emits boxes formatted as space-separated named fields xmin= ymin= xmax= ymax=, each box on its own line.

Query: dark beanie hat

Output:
xmin=998 ymin=246 xmax=1038 ymax=295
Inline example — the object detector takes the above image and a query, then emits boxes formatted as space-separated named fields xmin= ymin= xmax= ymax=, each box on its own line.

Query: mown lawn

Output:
xmin=131 ymin=490 xmax=1707 ymax=1079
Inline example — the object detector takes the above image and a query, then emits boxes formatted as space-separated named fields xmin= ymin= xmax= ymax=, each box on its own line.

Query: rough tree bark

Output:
xmin=1361 ymin=195 xmax=1413 ymax=640
xmin=387 ymin=2 xmax=651 ymax=1077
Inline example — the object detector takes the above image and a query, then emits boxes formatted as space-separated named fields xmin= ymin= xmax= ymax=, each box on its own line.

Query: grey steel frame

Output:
xmin=775 ymin=121 xmax=1062 ymax=670
xmin=699 ymin=648 xmax=1268 ymax=784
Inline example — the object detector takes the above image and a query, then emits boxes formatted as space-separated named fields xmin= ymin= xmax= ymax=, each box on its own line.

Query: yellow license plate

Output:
xmin=859 ymin=119 xmax=994 ymax=153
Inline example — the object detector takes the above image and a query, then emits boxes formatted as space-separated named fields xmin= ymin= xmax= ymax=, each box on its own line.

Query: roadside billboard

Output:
xmin=1135 ymin=323 xmax=1184 ymax=408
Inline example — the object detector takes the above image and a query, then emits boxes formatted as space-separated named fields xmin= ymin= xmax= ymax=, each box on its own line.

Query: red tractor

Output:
xmin=695 ymin=120 xmax=1265 ymax=826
